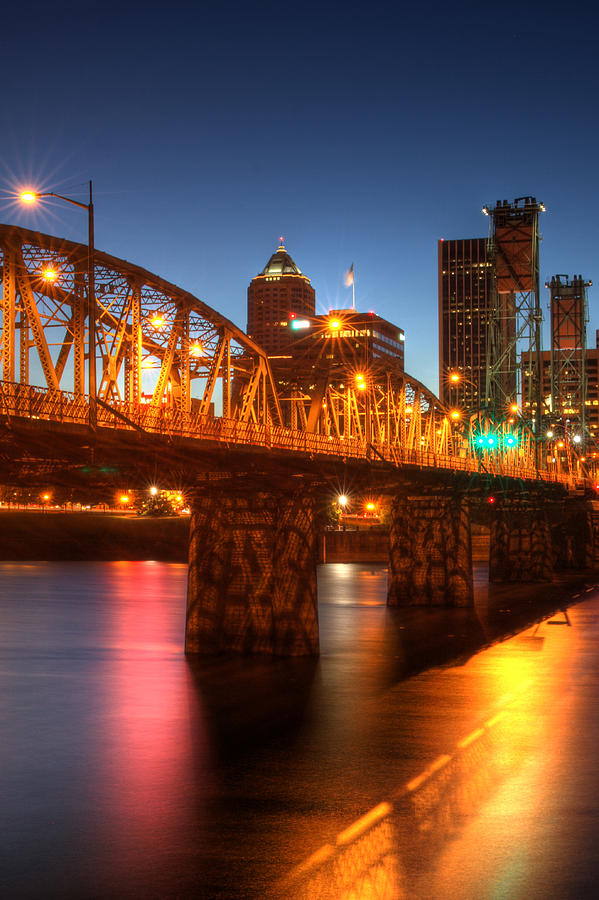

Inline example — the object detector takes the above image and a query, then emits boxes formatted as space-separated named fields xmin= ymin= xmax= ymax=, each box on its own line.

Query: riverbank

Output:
xmin=0 ymin=511 xmax=393 ymax=564
xmin=0 ymin=510 xmax=190 ymax=562
xmin=0 ymin=511 xmax=497 ymax=564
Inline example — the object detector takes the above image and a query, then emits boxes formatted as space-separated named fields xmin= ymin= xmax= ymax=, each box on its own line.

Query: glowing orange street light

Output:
xmin=20 ymin=181 xmax=96 ymax=428
xmin=355 ymin=372 xmax=366 ymax=391
xmin=510 ymin=403 xmax=519 ymax=413
xmin=190 ymin=342 xmax=202 ymax=357
xmin=450 ymin=409 xmax=461 ymax=421
xmin=365 ymin=501 xmax=377 ymax=511
xmin=449 ymin=372 xmax=461 ymax=383
xmin=329 ymin=317 xmax=341 ymax=330
xmin=42 ymin=268 xmax=57 ymax=282
xmin=119 ymin=494 xmax=130 ymax=504
xmin=150 ymin=486 xmax=158 ymax=496
xmin=557 ymin=441 xmax=565 ymax=449
xmin=338 ymin=494 xmax=348 ymax=507
xmin=151 ymin=315 xmax=165 ymax=328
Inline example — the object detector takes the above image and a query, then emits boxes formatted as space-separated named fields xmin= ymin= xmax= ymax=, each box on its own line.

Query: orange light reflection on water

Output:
xmin=95 ymin=562 xmax=211 ymax=886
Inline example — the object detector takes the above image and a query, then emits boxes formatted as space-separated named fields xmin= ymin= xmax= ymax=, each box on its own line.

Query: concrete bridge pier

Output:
xmin=185 ymin=478 xmax=319 ymax=656
xmin=552 ymin=498 xmax=598 ymax=570
xmin=489 ymin=494 xmax=553 ymax=582
xmin=387 ymin=485 xmax=473 ymax=607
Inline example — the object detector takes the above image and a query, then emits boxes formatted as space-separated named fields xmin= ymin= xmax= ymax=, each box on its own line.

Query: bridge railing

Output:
xmin=0 ymin=381 xmax=585 ymax=489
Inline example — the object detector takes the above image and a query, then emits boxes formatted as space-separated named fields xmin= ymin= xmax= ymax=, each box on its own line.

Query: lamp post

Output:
xmin=21 ymin=181 xmax=96 ymax=429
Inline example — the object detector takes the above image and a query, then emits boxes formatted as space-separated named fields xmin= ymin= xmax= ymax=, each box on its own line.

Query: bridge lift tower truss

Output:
xmin=483 ymin=197 xmax=545 ymax=446
xmin=547 ymin=274 xmax=591 ymax=438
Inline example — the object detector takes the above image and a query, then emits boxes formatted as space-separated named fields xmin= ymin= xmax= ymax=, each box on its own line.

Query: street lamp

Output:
xmin=20 ymin=181 xmax=96 ymax=429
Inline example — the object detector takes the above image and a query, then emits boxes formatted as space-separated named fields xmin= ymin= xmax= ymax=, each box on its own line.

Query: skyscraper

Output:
xmin=438 ymin=237 xmax=493 ymax=409
xmin=247 ymin=240 xmax=315 ymax=355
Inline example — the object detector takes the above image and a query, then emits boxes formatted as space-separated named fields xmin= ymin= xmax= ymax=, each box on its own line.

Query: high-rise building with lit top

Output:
xmin=247 ymin=240 xmax=315 ymax=355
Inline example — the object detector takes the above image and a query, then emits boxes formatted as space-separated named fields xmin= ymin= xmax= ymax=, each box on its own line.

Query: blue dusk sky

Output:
xmin=1 ymin=0 xmax=598 ymax=394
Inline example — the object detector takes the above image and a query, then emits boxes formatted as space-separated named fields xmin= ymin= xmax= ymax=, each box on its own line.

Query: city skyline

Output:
xmin=1 ymin=2 xmax=598 ymax=395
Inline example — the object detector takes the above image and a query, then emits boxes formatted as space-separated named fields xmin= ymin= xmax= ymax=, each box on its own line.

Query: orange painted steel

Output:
xmin=0 ymin=380 xmax=584 ymax=491
xmin=0 ymin=224 xmax=589 ymax=489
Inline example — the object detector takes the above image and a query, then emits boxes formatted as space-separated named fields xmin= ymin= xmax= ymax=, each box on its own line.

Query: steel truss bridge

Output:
xmin=0 ymin=225 xmax=587 ymax=488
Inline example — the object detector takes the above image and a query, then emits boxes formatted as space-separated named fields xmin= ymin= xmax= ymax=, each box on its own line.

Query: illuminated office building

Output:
xmin=438 ymin=237 xmax=493 ymax=410
xmin=285 ymin=308 xmax=404 ymax=377
xmin=247 ymin=240 xmax=315 ymax=354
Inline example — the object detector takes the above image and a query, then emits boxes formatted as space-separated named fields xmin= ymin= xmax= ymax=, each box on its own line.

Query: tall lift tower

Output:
xmin=548 ymin=274 xmax=591 ymax=436
xmin=483 ymin=197 xmax=545 ymax=448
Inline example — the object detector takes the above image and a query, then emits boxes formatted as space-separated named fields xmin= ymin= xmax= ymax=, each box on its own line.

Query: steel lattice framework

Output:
xmin=0 ymin=224 xmax=584 ymax=486
xmin=0 ymin=224 xmax=282 ymax=425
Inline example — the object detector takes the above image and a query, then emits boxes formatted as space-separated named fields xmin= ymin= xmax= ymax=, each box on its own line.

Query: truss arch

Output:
xmin=0 ymin=224 xmax=282 ymax=426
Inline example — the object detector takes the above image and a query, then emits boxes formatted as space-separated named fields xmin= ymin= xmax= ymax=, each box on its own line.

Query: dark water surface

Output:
xmin=1 ymin=561 xmax=598 ymax=899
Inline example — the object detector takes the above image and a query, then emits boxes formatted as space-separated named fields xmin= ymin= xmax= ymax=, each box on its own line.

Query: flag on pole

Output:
xmin=344 ymin=263 xmax=354 ymax=287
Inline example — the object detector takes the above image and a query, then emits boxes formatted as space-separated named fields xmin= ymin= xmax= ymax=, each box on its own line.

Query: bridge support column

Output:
xmin=552 ymin=498 xmax=597 ymax=569
xmin=186 ymin=480 xmax=319 ymax=656
xmin=489 ymin=495 xmax=553 ymax=582
xmin=388 ymin=486 xmax=473 ymax=606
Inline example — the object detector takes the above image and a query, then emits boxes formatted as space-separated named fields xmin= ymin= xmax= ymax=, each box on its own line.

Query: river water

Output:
xmin=0 ymin=561 xmax=593 ymax=899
